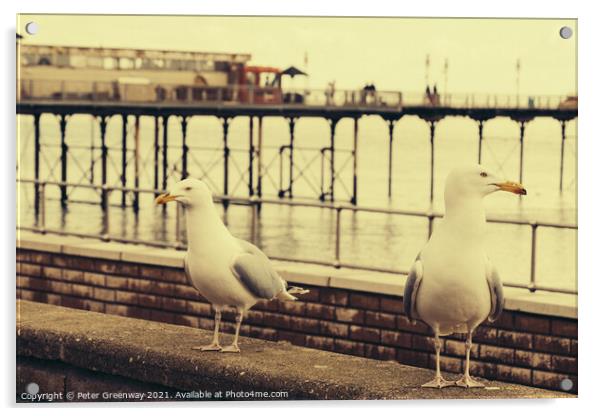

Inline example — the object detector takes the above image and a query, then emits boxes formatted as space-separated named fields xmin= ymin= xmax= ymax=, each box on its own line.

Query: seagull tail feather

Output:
xmin=276 ymin=286 xmax=309 ymax=301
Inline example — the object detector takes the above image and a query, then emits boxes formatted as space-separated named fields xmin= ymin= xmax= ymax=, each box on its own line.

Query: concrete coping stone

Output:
xmin=16 ymin=232 xmax=577 ymax=319
xmin=16 ymin=300 xmax=573 ymax=400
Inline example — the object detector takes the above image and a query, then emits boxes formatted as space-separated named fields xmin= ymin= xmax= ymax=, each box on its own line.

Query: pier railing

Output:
xmin=18 ymin=79 xmax=574 ymax=110
xmin=17 ymin=178 xmax=577 ymax=296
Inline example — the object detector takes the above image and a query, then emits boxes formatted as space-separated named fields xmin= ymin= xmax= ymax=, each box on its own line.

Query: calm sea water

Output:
xmin=16 ymin=113 xmax=577 ymax=291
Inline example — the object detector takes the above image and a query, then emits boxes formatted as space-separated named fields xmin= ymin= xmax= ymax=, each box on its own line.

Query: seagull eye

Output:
xmin=480 ymin=172 xmax=488 ymax=178
xmin=184 ymin=186 xmax=192 ymax=191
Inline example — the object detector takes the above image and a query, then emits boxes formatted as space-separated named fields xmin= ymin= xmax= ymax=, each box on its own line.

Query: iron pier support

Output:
xmin=222 ymin=117 xmax=231 ymax=200
xmin=99 ymin=115 xmax=109 ymax=210
xmin=162 ymin=115 xmax=170 ymax=192
xmin=59 ymin=114 xmax=69 ymax=208
xmin=559 ymin=120 xmax=567 ymax=191
xmin=477 ymin=120 xmax=485 ymax=164
xmin=518 ymin=120 xmax=526 ymax=186
xmin=320 ymin=118 xmax=339 ymax=202
xmin=428 ymin=120 xmax=437 ymax=204
xmin=248 ymin=116 xmax=254 ymax=196
xmin=121 ymin=114 xmax=128 ymax=207
xmin=33 ymin=113 xmax=41 ymax=216
xmin=387 ymin=119 xmax=396 ymax=199
xmin=133 ymin=115 xmax=140 ymax=212
xmin=153 ymin=116 xmax=160 ymax=196
xmin=181 ymin=116 xmax=189 ymax=180
xmin=351 ymin=117 xmax=359 ymax=205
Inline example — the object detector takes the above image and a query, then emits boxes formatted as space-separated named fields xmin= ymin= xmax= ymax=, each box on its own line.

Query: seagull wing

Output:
xmin=485 ymin=256 xmax=505 ymax=322
xmin=230 ymin=239 xmax=286 ymax=300
xmin=403 ymin=253 xmax=424 ymax=323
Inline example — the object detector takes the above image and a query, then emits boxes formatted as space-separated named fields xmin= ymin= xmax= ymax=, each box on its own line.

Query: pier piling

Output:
xmin=559 ymin=120 xmax=567 ymax=191
xmin=162 ymin=115 xmax=170 ymax=194
xmin=222 ymin=117 xmax=231 ymax=204
xmin=121 ymin=114 xmax=128 ymax=207
xmin=153 ymin=116 xmax=160 ymax=197
xmin=33 ymin=113 xmax=41 ymax=217
xmin=351 ymin=117 xmax=359 ymax=205
xmin=59 ymin=114 xmax=69 ymax=208
xmin=99 ymin=115 xmax=108 ymax=209
xmin=181 ymin=116 xmax=189 ymax=180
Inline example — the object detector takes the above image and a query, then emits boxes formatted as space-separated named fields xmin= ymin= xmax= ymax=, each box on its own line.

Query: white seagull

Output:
xmin=403 ymin=165 xmax=526 ymax=388
xmin=156 ymin=178 xmax=308 ymax=353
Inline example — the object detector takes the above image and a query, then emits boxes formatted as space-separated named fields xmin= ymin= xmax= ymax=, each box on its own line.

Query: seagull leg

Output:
xmin=456 ymin=330 xmax=485 ymax=388
xmin=221 ymin=310 xmax=243 ymax=353
xmin=422 ymin=330 xmax=454 ymax=388
xmin=192 ymin=308 xmax=222 ymax=351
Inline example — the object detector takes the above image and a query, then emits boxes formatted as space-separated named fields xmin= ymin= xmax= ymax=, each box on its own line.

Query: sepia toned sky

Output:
xmin=18 ymin=15 xmax=576 ymax=95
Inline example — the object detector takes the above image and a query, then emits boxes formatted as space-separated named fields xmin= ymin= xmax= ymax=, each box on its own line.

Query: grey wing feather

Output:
xmin=231 ymin=239 xmax=285 ymax=300
xmin=485 ymin=257 xmax=505 ymax=322
xmin=403 ymin=254 xmax=423 ymax=322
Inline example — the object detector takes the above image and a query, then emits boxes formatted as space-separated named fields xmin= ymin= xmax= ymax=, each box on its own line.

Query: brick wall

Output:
xmin=16 ymin=248 xmax=577 ymax=394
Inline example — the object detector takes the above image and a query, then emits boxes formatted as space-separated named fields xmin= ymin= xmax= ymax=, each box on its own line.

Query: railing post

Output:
xmin=248 ymin=116 xmax=254 ymax=197
xmin=428 ymin=120 xmax=437 ymax=204
xmin=181 ymin=116 xmax=189 ymax=180
xmin=38 ymin=182 xmax=46 ymax=234
xmin=250 ymin=197 xmax=258 ymax=245
xmin=287 ymin=117 xmax=296 ymax=198
xmin=162 ymin=115 xmax=170 ymax=193
xmin=351 ymin=117 xmax=359 ymax=205
xmin=529 ymin=222 xmax=538 ymax=292
xmin=257 ymin=117 xmax=263 ymax=200
xmin=153 ymin=115 xmax=160 ymax=196
xmin=387 ymin=119 xmax=396 ymax=198
xmin=427 ymin=212 xmax=435 ymax=238
xmin=518 ymin=121 xmax=526 ymax=186
xmin=133 ymin=115 xmax=140 ymax=213
xmin=477 ymin=120 xmax=485 ymax=164
xmin=222 ymin=117 xmax=231 ymax=207
xmin=334 ymin=206 xmax=342 ymax=268
xmin=102 ymin=188 xmax=111 ymax=241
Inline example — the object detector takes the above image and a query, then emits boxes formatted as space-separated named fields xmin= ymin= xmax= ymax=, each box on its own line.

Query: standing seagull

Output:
xmin=156 ymin=178 xmax=308 ymax=353
xmin=403 ymin=165 xmax=526 ymax=388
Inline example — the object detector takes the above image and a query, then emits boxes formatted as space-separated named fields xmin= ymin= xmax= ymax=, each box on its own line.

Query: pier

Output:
xmin=17 ymin=81 xmax=577 ymax=209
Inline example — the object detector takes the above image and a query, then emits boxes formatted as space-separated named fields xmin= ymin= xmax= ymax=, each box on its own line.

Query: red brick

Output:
xmin=439 ymin=355 xmax=463 ymax=373
xmin=115 ymin=290 xmax=139 ymax=305
xmin=172 ymin=284 xmax=203 ymax=301
xmin=186 ymin=300 xmax=213 ymax=317
xmin=364 ymin=344 xmax=396 ymax=361
xmin=445 ymin=339 xmax=477 ymax=358
xmin=176 ymin=314 xmax=200 ymax=328
xmin=334 ymin=339 xmax=365 ymax=356
xmin=248 ymin=326 xmax=278 ymax=341
xmin=82 ymin=299 xmax=105 ymax=313
xmin=150 ymin=309 xmax=177 ymax=324
xmin=95 ymin=260 xmax=118 ymax=274
xmin=473 ymin=326 xmax=498 ymax=344
xmin=245 ymin=310 xmax=264 ymax=325
xmin=381 ymin=330 xmax=412 ymax=348
xmin=485 ymin=311 xmax=514 ymax=330
xmin=161 ymin=297 xmax=187 ymax=313
xmin=71 ymin=284 xmax=94 ymax=298
xmin=479 ymin=345 xmax=514 ymax=364
xmin=412 ymin=335 xmax=436 ymax=352
xmin=294 ymin=285 xmax=319 ymax=302
xmin=29 ymin=251 xmax=53 ymax=264
xmin=61 ymin=295 xmax=86 ymax=310
xmin=380 ymin=297 xmax=403 ymax=313
xmin=62 ymin=269 xmax=85 ymax=283
xmin=319 ymin=288 xmax=348 ymax=306
xmin=115 ymin=262 xmax=140 ymax=277
xmin=349 ymin=325 xmax=380 ymax=343
xmin=253 ymin=299 xmax=279 ymax=312
xmin=105 ymin=304 xmax=129 ymax=317
xmin=93 ymin=287 xmax=115 ymax=302
xmin=19 ymin=263 xmax=42 ymax=277
xmin=397 ymin=349 xmax=430 ymax=367
xmin=162 ymin=268 xmax=189 ymax=284
xmin=533 ymin=335 xmax=572 ymax=355
xmin=305 ymin=303 xmax=335 ymax=320
xmin=320 ymin=321 xmax=349 ymax=338
xmin=278 ymin=301 xmax=306 ymax=316
xmin=289 ymin=317 xmax=321 ymax=334
xmin=397 ymin=315 xmax=430 ymax=334
xmin=552 ymin=356 xmax=577 ymax=374
xmin=334 ymin=307 xmax=364 ymax=324
xmin=349 ymin=293 xmax=380 ymax=310
xmin=41 ymin=266 xmax=62 ymax=280
xmin=497 ymin=364 xmax=531 ymax=385
xmin=139 ymin=265 xmax=164 ymax=280
xmin=105 ymin=276 xmax=129 ymax=289
xmin=263 ymin=312 xmax=291 ymax=329
xmin=571 ymin=339 xmax=578 ymax=355
xmin=515 ymin=314 xmax=550 ymax=334
xmin=278 ymin=330 xmax=306 ymax=346
xmin=128 ymin=306 xmax=153 ymax=320
xmin=306 ymin=335 xmax=335 ymax=351
xmin=551 ymin=319 xmax=577 ymax=338
xmin=533 ymin=370 xmax=576 ymax=393
xmin=16 ymin=250 xmax=31 ymax=262
xmin=198 ymin=317 xmax=214 ymax=331
xmin=497 ymin=330 xmax=532 ymax=349
xmin=365 ymin=311 xmax=397 ymax=329
xmin=138 ymin=294 xmax=159 ymax=308
xmin=45 ymin=294 xmax=62 ymax=306
xmin=67 ymin=257 xmax=95 ymax=271
xmin=515 ymin=350 xmax=552 ymax=371
xmin=469 ymin=360 xmax=498 ymax=379
xmin=83 ymin=272 xmax=105 ymax=286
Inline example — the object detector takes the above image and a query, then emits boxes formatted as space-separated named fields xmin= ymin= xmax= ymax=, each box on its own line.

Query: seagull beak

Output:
xmin=155 ymin=193 xmax=177 ymax=204
xmin=495 ymin=181 xmax=527 ymax=195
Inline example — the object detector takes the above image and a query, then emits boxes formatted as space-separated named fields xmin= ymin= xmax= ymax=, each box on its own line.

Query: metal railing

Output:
xmin=17 ymin=178 xmax=577 ymax=295
xmin=17 ymin=79 xmax=575 ymax=110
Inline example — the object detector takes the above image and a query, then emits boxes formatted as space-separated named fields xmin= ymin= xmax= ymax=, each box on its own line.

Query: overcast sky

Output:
xmin=18 ymin=15 xmax=576 ymax=96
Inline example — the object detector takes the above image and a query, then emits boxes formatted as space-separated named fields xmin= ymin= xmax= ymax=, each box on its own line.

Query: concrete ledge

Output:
xmin=17 ymin=300 xmax=572 ymax=400
xmin=16 ymin=231 xmax=577 ymax=319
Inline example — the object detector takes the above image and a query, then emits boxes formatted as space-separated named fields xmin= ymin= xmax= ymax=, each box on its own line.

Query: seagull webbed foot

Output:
xmin=192 ymin=342 xmax=222 ymax=352
xmin=455 ymin=375 xmax=485 ymax=388
xmin=220 ymin=344 xmax=241 ymax=353
xmin=421 ymin=375 xmax=455 ymax=388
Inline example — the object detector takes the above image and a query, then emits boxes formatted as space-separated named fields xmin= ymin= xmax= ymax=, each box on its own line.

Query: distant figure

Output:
xmin=433 ymin=84 xmax=438 ymax=95
xmin=426 ymin=86 xmax=431 ymax=96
